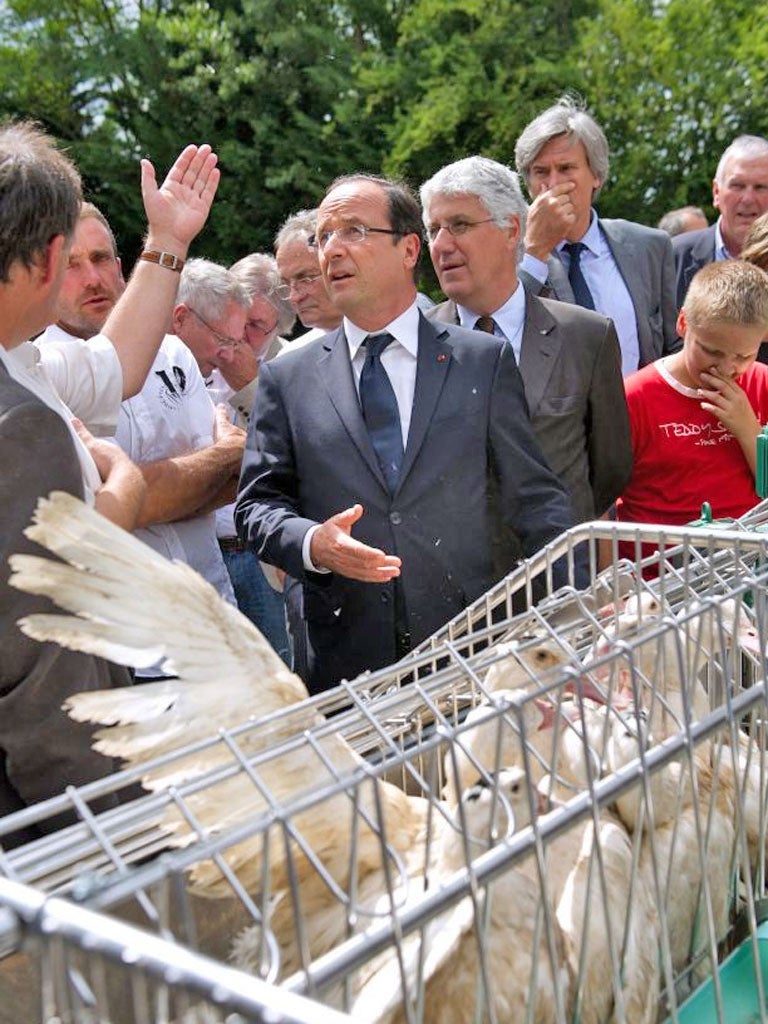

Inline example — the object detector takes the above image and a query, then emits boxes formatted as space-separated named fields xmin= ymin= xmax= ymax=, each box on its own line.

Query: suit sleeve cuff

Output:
xmin=520 ymin=253 xmax=549 ymax=283
xmin=228 ymin=378 xmax=258 ymax=427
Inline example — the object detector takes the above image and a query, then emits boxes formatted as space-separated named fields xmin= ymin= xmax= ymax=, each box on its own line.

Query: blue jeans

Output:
xmin=221 ymin=547 xmax=291 ymax=666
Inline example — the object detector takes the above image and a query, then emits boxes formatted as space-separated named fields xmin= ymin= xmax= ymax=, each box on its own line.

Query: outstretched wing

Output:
xmin=8 ymin=491 xmax=309 ymax=781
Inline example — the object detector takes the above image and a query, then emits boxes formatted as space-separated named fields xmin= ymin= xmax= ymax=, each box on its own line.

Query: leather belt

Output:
xmin=218 ymin=536 xmax=247 ymax=554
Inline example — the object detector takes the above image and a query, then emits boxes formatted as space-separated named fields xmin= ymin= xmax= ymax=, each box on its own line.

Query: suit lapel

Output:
xmin=399 ymin=314 xmax=452 ymax=488
xmin=600 ymin=220 xmax=656 ymax=364
xmin=693 ymin=225 xmax=717 ymax=263
xmin=317 ymin=328 xmax=389 ymax=491
xmin=518 ymin=292 xmax=561 ymax=415
xmin=601 ymin=220 xmax=641 ymax=309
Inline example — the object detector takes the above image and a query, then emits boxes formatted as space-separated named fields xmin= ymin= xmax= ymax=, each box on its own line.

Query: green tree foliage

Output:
xmin=0 ymin=0 xmax=391 ymax=263
xmin=574 ymin=0 xmax=768 ymax=223
xmin=356 ymin=0 xmax=596 ymax=188
xmin=2 ymin=0 xmax=768 ymax=264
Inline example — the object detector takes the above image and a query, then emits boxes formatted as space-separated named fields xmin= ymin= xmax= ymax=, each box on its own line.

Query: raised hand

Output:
xmin=141 ymin=143 xmax=221 ymax=255
xmin=218 ymin=341 xmax=259 ymax=393
xmin=524 ymin=182 xmax=578 ymax=261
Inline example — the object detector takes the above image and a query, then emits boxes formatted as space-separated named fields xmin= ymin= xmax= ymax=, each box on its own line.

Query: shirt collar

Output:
xmin=39 ymin=322 xmax=81 ymax=345
xmin=344 ymin=300 xmax=421 ymax=360
xmin=6 ymin=339 xmax=39 ymax=371
xmin=456 ymin=281 xmax=526 ymax=338
xmin=556 ymin=208 xmax=601 ymax=258
xmin=714 ymin=217 xmax=733 ymax=261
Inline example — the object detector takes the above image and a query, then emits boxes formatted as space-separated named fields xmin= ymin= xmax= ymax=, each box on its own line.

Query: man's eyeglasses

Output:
xmin=276 ymin=271 xmax=322 ymax=298
xmin=309 ymin=224 xmax=401 ymax=250
xmin=424 ymin=218 xmax=495 ymax=243
xmin=188 ymin=307 xmax=241 ymax=350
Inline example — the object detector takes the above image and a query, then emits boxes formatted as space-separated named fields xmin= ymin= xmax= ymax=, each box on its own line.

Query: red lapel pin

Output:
xmin=437 ymin=353 xmax=447 ymax=362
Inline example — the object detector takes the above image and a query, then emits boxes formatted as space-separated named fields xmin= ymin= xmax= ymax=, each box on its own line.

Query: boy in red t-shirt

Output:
xmin=617 ymin=260 xmax=768 ymax=534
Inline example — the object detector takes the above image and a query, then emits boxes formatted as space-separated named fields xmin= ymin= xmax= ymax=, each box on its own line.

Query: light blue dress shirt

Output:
xmin=520 ymin=210 xmax=640 ymax=376
xmin=714 ymin=218 xmax=732 ymax=261
xmin=456 ymin=282 xmax=527 ymax=363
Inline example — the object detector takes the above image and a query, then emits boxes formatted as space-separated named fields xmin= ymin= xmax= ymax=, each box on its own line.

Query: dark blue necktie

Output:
xmin=563 ymin=241 xmax=595 ymax=310
xmin=360 ymin=333 xmax=404 ymax=492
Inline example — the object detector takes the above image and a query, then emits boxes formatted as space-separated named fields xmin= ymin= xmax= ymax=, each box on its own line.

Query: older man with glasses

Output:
xmin=112 ymin=257 xmax=249 ymax=677
xmin=195 ymin=253 xmax=296 ymax=665
xmin=422 ymin=155 xmax=631 ymax=527
xmin=274 ymin=209 xmax=344 ymax=345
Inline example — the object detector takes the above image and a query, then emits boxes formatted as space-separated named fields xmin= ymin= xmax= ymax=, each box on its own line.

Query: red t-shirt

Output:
xmin=616 ymin=359 xmax=768 ymax=528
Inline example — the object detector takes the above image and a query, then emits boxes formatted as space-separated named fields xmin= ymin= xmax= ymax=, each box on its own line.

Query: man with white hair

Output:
xmin=515 ymin=94 xmax=679 ymax=374
xmin=673 ymin=135 xmax=768 ymax=307
xmin=206 ymin=253 xmax=295 ymax=663
xmin=275 ymin=209 xmax=343 ymax=342
xmin=216 ymin=252 xmax=296 ymax=426
xmin=422 ymin=155 xmax=631 ymax=524
xmin=115 ymin=258 xmax=248 ymax=637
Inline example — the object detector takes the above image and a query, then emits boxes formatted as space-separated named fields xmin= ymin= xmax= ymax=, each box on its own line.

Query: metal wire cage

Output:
xmin=3 ymin=512 xmax=768 ymax=1023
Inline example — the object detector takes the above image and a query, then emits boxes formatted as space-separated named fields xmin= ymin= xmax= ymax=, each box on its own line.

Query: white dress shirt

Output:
xmin=302 ymin=299 xmax=421 ymax=571
xmin=456 ymin=282 xmax=526 ymax=362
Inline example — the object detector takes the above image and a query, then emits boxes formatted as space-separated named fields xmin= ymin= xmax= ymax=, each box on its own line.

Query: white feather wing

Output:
xmin=8 ymin=492 xmax=309 ymax=775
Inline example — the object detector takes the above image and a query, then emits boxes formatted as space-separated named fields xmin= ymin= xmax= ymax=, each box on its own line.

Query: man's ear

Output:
xmin=402 ymin=232 xmax=421 ymax=271
xmin=712 ymin=176 xmax=722 ymax=213
xmin=506 ymin=214 xmax=521 ymax=254
xmin=39 ymin=234 xmax=67 ymax=285
xmin=676 ymin=308 xmax=687 ymax=338
xmin=116 ymin=255 xmax=126 ymax=288
xmin=171 ymin=303 xmax=187 ymax=335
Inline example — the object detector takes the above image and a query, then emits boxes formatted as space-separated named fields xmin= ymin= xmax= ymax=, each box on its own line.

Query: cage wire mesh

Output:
xmin=3 ymin=512 xmax=768 ymax=1022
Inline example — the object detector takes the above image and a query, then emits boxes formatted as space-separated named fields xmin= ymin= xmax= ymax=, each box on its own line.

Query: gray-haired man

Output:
xmin=673 ymin=135 xmax=768 ymax=308
xmin=422 ymin=155 xmax=631 ymax=526
xmin=115 ymin=258 xmax=248 ymax=661
xmin=515 ymin=94 xmax=679 ymax=374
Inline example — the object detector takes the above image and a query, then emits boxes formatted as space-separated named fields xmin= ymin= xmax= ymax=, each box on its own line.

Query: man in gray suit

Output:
xmin=514 ymin=95 xmax=679 ymax=374
xmin=673 ymin=135 xmax=768 ymax=308
xmin=235 ymin=174 xmax=575 ymax=692
xmin=421 ymin=156 xmax=631 ymax=524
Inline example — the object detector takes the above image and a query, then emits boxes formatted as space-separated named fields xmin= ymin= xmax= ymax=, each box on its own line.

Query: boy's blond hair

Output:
xmin=741 ymin=212 xmax=768 ymax=272
xmin=683 ymin=260 xmax=768 ymax=329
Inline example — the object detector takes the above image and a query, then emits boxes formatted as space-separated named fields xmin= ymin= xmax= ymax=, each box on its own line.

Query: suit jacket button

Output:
xmin=389 ymin=511 xmax=402 ymax=525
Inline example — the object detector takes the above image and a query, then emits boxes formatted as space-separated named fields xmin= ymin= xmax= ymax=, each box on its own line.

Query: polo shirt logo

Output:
xmin=155 ymin=366 xmax=187 ymax=407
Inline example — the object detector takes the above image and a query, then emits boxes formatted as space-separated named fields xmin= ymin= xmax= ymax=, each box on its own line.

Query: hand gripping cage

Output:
xmin=4 ymin=509 xmax=768 ymax=1022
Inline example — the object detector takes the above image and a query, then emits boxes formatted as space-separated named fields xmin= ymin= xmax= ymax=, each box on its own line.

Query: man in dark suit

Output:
xmin=235 ymin=174 xmax=575 ymax=692
xmin=673 ymin=135 xmax=768 ymax=308
xmin=514 ymin=95 xmax=679 ymax=373
xmin=420 ymin=156 xmax=631 ymax=525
